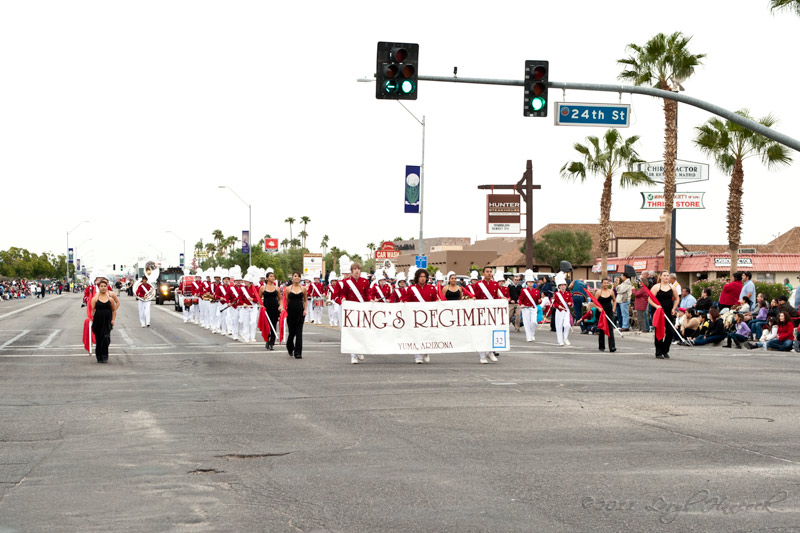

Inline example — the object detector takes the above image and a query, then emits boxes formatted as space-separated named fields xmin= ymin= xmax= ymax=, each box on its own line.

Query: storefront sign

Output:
xmin=713 ymin=257 xmax=753 ymax=268
xmin=592 ymin=264 xmax=618 ymax=273
xmin=375 ymin=241 xmax=401 ymax=260
xmin=632 ymin=260 xmax=648 ymax=271
xmin=303 ymin=253 xmax=323 ymax=278
xmin=636 ymin=160 xmax=709 ymax=184
xmin=487 ymin=194 xmax=521 ymax=234
xmin=641 ymin=192 xmax=705 ymax=209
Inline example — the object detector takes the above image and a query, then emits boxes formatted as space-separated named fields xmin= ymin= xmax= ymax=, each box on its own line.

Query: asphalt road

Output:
xmin=1 ymin=293 xmax=800 ymax=532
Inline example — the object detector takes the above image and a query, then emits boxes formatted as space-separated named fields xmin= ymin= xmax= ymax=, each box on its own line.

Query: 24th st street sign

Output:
xmin=554 ymin=102 xmax=630 ymax=127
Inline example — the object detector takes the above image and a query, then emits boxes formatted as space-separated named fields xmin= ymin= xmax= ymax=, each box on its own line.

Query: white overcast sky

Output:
xmin=1 ymin=1 xmax=798 ymax=272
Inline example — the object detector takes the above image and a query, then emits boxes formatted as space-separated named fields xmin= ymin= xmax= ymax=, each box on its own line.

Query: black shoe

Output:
xmin=610 ymin=348 xmax=616 ymax=353
xmin=656 ymin=354 xmax=664 ymax=359
xmin=265 ymin=343 xmax=270 ymax=350
xmin=288 ymin=351 xmax=293 ymax=357
xmin=662 ymin=353 xmax=670 ymax=359
xmin=295 ymin=354 xmax=302 ymax=359
xmin=744 ymin=342 xmax=756 ymax=350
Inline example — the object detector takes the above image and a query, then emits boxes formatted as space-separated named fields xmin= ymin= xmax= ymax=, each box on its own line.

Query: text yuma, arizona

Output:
xmin=343 ymin=307 xmax=508 ymax=330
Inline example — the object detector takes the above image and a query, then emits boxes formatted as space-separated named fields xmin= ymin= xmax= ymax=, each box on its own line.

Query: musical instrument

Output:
xmin=133 ymin=260 xmax=160 ymax=302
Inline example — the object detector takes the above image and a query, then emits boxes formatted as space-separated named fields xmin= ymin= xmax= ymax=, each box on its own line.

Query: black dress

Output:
xmin=652 ymin=286 xmax=675 ymax=357
xmin=596 ymin=293 xmax=616 ymax=351
xmin=263 ymin=289 xmax=280 ymax=348
xmin=92 ymin=298 xmax=113 ymax=363
xmin=286 ymin=290 xmax=305 ymax=358
xmin=445 ymin=288 xmax=461 ymax=301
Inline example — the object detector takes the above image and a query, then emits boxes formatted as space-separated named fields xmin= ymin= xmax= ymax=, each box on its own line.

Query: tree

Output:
xmin=366 ymin=242 xmax=376 ymax=258
xmin=290 ymin=238 xmax=301 ymax=249
xmin=328 ymin=246 xmax=341 ymax=273
xmin=618 ymin=32 xmax=705 ymax=270
xmin=280 ymin=238 xmax=290 ymax=250
xmin=393 ymin=236 xmax=403 ymax=242
xmin=299 ymin=230 xmax=309 ymax=249
xmin=561 ymin=129 xmax=653 ymax=277
xmin=300 ymin=216 xmax=311 ymax=236
xmin=694 ymin=111 xmax=792 ymax=275
xmin=194 ymin=239 xmax=203 ymax=255
xmin=285 ymin=217 xmax=296 ymax=242
xmin=211 ymin=229 xmax=224 ymax=250
xmin=523 ymin=231 xmax=593 ymax=272
xmin=770 ymin=0 xmax=800 ymax=15
xmin=204 ymin=242 xmax=216 ymax=259
xmin=320 ymin=234 xmax=330 ymax=259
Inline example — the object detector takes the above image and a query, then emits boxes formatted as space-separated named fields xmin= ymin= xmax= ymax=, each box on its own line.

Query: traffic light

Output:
xmin=113 ymin=263 xmax=116 ymax=271
xmin=120 ymin=265 xmax=124 ymax=271
xmin=376 ymin=42 xmax=419 ymax=100
xmin=524 ymin=60 xmax=549 ymax=117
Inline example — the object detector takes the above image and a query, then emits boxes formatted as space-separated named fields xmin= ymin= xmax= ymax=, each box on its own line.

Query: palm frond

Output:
xmin=619 ymin=171 xmax=655 ymax=189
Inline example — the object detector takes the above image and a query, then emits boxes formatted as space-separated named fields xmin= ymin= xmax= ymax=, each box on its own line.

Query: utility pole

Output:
xmin=478 ymin=160 xmax=541 ymax=270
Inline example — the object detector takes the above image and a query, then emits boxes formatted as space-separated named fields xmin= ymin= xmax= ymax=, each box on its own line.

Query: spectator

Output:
xmin=615 ymin=273 xmax=633 ymax=331
xmin=719 ymin=272 xmax=743 ymax=309
xmin=680 ymin=309 xmax=701 ymax=342
xmin=784 ymin=277 xmax=793 ymax=293
xmin=767 ymin=298 xmax=780 ymax=321
xmin=693 ymin=307 xmax=726 ymax=346
xmin=577 ymin=302 xmax=600 ymax=334
xmin=724 ymin=313 xmax=751 ymax=349
xmin=679 ymin=287 xmax=696 ymax=310
xmin=669 ymin=273 xmax=682 ymax=295
xmin=569 ymin=278 xmax=588 ymax=324
xmin=777 ymin=295 xmax=799 ymax=323
xmin=508 ymin=275 xmax=522 ymax=333
xmin=747 ymin=299 xmax=769 ymax=339
xmin=633 ymin=280 xmax=651 ymax=334
xmin=766 ymin=312 xmax=795 ymax=351
xmin=746 ymin=317 xmax=779 ymax=350
xmin=739 ymin=272 xmax=755 ymax=309
xmin=695 ymin=288 xmax=713 ymax=313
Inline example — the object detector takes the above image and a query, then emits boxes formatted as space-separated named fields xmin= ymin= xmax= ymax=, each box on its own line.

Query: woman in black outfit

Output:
xmin=90 ymin=279 xmax=117 ymax=363
xmin=594 ymin=278 xmax=616 ymax=352
xmin=444 ymin=271 xmax=462 ymax=300
xmin=259 ymin=269 xmax=282 ymax=350
xmin=649 ymin=271 xmax=679 ymax=359
xmin=283 ymin=271 xmax=307 ymax=359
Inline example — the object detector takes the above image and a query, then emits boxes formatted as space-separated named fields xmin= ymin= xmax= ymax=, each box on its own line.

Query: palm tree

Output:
xmin=366 ymin=242 xmax=376 ymax=258
xmin=290 ymin=238 xmax=301 ymax=249
xmin=220 ymin=236 xmax=235 ymax=258
xmin=561 ymin=129 xmax=653 ymax=278
xmin=211 ymin=229 xmax=224 ymax=250
xmin=298 ymin=230 xmax=309 ymax=249
xmin=393 ymin=236 xmax=403 ymax=242
xmin=280 ymin=238 xmax=290 ymax=250
xmin=770 ymin=0 xmax=800 ymax=15
xmin=330 ymin=246 xmax=341 ymax=273
xmin=320 ymin=234 xmax=330 ymax=258
xmin=694 ymin=111 xmax=792 ymax=275
xmin=300 ymin=216 xmax=311 ymax=235
xmin=618 ymin=32 xmax=705 ymax=270
xmin=194 ymin=239 xmax=203 ymax=255
xmin=204 ymin=242 xmax=216 ymax=260
xmin=285 ymin=217 xmax=296 ymax=242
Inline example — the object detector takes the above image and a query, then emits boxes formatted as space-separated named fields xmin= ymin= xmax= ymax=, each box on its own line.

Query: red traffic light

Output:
xmin=532 ymin=65 xmax=546 ymax=80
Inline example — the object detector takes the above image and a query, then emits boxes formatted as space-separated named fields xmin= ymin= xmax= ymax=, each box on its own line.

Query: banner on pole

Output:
xmin=404 ymin=165 xmax=421 ymax=213
xmin=242 ymin=231 xmax=250 ymax=254
xmin=179 ymin=253 xmax=185 ymax=268
xmin=341 ymin=299 xmax=510 ymax=354
xmin=68 ymin=248 xmax=74 ymax=264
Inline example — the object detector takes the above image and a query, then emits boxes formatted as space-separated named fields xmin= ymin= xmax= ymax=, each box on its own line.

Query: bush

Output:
xmin=691 ymin=279 xmax=789 ymax=303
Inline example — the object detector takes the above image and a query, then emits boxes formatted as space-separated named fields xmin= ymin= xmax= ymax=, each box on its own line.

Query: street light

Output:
xmin=74 ymin=238 xmax=92 ymax=275
xmin=148 ymin=244 xmax=163 ymax=261
xmin=66 ymin=220 xmax=89 ymax=285
xmin=218 ymin=185 xmax=252 ymax=267
xmin=166 ymin=230 xmax=186 ymax=269
xmin=358 ymin=77 xmax=426 ymax=258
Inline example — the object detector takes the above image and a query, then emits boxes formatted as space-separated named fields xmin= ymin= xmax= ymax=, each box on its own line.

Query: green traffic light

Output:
xmin=531 ymin=97 xmax=546 ymax=111
xmin=384 ymin=80 xmax=399 ymax=93
xmin=400 ymin=80 xmax=415 ymax=94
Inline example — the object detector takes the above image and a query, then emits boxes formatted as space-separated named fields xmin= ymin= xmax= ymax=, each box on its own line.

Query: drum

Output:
xmin=313 ymin=297 xmax=324 ymax=308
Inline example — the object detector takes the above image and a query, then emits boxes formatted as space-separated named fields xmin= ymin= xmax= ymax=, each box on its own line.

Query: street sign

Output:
xmin=415 ymin=255 xmax=427 ymax=269
xmin=640 ymin=192 xmax=705 ymax=210
xmin=635 ymin=160 xmax=709 ymax=184
xmin=264 ymin=238 xmax=279 ymax=251
xmin=375 ymin=241 xmax=401 ymax=260
xmin=554 ymin=102 xmax=630 ymax=127
xmin=196 ymin=251 xmax=208 ymax=258
xmin=487 ymin=194 xmax=521 ymax=234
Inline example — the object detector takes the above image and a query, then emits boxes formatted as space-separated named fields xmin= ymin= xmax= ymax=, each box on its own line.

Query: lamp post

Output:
xmin=218 ymin=185 xmax=252 ymax=267
xmin=358 ymin=78 xmax=426 ymax=258
xmin=148 ymin=244 xmax=163 ymax=262
xmin=66 ymin=221 xmax=89 ymax=285
xmin=166 ymin=230 xmax=186 ymax=269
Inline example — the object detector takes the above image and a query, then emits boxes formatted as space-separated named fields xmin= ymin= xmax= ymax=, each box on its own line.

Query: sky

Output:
xmin=1 ymin=1 xmax=798 ymax=274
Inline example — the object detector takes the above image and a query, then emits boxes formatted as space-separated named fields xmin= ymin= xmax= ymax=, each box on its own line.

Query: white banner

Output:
xmin=341 ymin=299 xmax=510 ymax=354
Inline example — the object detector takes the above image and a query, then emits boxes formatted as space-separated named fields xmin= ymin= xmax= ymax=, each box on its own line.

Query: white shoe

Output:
xmin=564 ymin=340 xmax=571 ymax=346
xmin=558 ymin=342 xmax=564 ymax=346
xmin=415 ymin=359 xmax=423 ymax=364
xmin=531 ymin=335 xmax=535 ymax=342
xmin=526 ymin=338 xmax=533 ymax=342
xmin=351 ymin=355 xmax=359 ymax=364
xmin=480 ymin=358 xmax=488 ymax=364
xmin=357 ymin=354 xmax=365 ymax=361
xmin=488 ymin=353 xmax=498 ymax=362
xmin=423 ymin=354 xmax=430 ymax=363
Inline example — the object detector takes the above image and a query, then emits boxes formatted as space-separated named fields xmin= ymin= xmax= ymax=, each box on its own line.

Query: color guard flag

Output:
xmin=404 ymin=165 xmax=421 ymax=213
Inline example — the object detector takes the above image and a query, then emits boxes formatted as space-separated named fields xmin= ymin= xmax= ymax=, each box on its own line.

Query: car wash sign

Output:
xmin=641 ymin=192 xmax=705 ymax=210
xmin=487 ymin=194 xmax=521 ymax=234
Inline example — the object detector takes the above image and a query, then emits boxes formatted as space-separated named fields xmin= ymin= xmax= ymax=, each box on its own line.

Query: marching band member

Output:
xmin=217 ymin=270 xmax=230 ymax=335
xmin=403 ymin=268 xmax=439 ymax=364
xmin=283 ymin=271 xmax=308 ymax=358
xmin=444 ymin=271 xmax=462 ymax=300
xmin=226 ymin=267 xmax=242 ymax=338
xmin=237 ymin=273 xmax=255 ymax=342
xmin=495 ymin=270 xmax=510 ymax=299
xmin=308 ymin=274 xmax=325 ymax=324
xmin=249 ymin=269 xmax=262 ymax=343
xmin=474 ymin=266 xmax=500 ymax=364
xmin=327 ymin=272 xmax=341 ymax=327
xmin=434 ymin=270 xmax=446 ymax=301
xmin=202 ymin=272 xmax=213 ymax=329
xmin=463 ymin=270 xmax=479 ymax=299
xmin=135 ymin=274 xmax=152 ymax=328
xmin=259 ymin=268 xmax=281 ymax=350
xmin=90 ymin=277 xmax=116 ymax=363
xmin=339 ymin=262 xmax=370 ymax=364
xmin=552 ymin=272 xmax=574 ymax=346
xmin=519 ymin=270 xmax=541 ymax=342
xmin=189 ymin=270 xmax=203 ymax=325
xmin=389 ymin=271 xmax=407 ymax=303
xmin=369 ymin=269 xmax=392 ymax=303
xmin=178 ymin=271 xmax=192 ymax=323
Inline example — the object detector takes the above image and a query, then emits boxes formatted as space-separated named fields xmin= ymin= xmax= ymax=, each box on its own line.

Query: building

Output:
xmin=393 ymin=237 xmax=523 ymax=275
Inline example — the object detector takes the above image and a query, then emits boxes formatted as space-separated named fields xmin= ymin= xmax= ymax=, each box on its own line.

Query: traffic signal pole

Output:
xmin=414 ymin=75 xmax=800 ymax=153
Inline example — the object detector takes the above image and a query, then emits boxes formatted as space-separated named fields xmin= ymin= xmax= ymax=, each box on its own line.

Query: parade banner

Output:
xmin=341 ymin=299 xmax=510 ymax=355
xmin=242 ymin=231 xmax=250 ymax=254
xmin=404 ymin=165 xmax=421 ymax=213
xmin=68 ymin=248 xmax=74 ymax=264
xmin=179 ymin=253 xmax=185 ymax=268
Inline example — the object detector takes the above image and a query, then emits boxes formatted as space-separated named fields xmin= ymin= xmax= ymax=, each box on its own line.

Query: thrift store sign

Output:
xmin=641 ymin=192 xmax=705 ymax=210
xmin=341 ymin=300 xmax=510 ymax=354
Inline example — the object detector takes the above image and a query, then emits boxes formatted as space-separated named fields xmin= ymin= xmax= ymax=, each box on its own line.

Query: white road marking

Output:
xmin=0 ymin=295 xmax=63 ymax=320
xmin=1 ymin=330 xmax=30 ymax=348
xmin=38 ymin=329 xmax=61 ymax=348
xmin=0 ymin=352 xmax=88 ymax=358
xmin=118 ymin=329 xmax=135 ymax=347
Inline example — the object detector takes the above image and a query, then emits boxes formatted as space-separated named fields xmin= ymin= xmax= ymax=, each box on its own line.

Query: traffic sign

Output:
xmin=415 ymin=255 xmax=427 ymax=269
xmin=554 ymin=102 xmax=630 ymax=127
